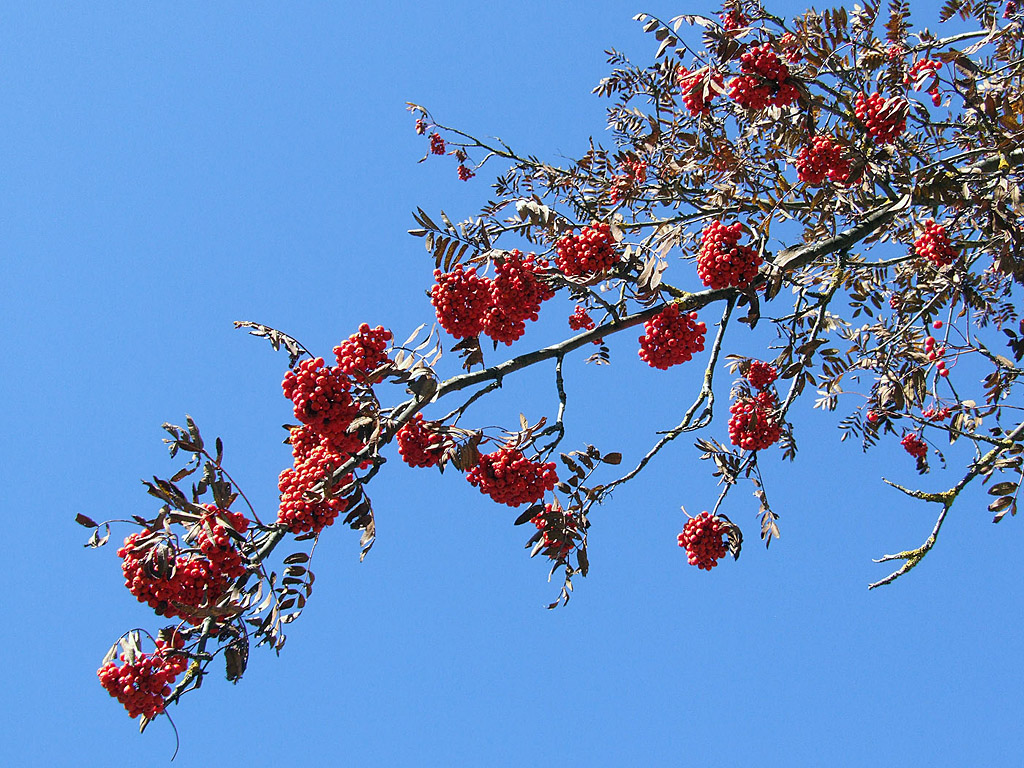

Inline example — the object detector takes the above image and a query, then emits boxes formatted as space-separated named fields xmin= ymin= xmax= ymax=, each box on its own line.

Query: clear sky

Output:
xmin=3 ymin=2 xmax=1022 ymax=766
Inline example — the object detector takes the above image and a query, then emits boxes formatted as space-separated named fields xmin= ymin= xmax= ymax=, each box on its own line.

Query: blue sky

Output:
xmin=4 ymin=2 xmax=1022 ymax=765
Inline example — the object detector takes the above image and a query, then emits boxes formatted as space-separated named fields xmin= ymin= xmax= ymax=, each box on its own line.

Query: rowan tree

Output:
xmin=81 ymin=0 xmax=1024 ymax=742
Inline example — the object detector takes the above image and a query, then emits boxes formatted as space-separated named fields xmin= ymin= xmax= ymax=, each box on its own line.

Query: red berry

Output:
xmin=568 ymin=305 xmax=596 ymax=332
xmin=609 ymin=158 xmax=648 ymax=203
xmin=98 ymin=641 xmax=189 ymax=720
xmin=866 ymin=410 xmax=879 ymax=423
xmin=933 ymin=320 xmax=944 ymax=330
xmin=465 ymin=446 xmax=559 ymax=507
xmin=901 ymin=432 xmax=928 ymax=459
xmin=118 ymin=531 xmax=230 ymax=625
xmin=719 ymin=8 xmax=747 ymax=31
xmin=396 ymin=413 xmax=451 ymax=468
xmin=555 ymin=223 xmax=618 ymax=277
xmin=796 ymin=135 xmax=851 ymax=185
xmin=429 ymin=133 xmax=445 ymax=155
xmin=282 ymin=357 xmax=364 ymax=457
xmin=728 ymin=390 xmax=782 ymax=451
xmin=677 ymin=512 xmax=730 ymax=570
xmin=457 ymin=164 xmax=475 ymax=181
xmin=483 ymin=250 xmax=554 ymax=345
xmin=677 ymin=66 xmax=724 ymax=116
xmin=277 ymin=445 xmax=352 ymax=534
xmin=746 ymin=360 xmax=778 ymax=390
xmin=334 ymin=324 xmax=393 ymax=379
xmin=728 ymin=45 xmax=800 ymax=111
xmin=638 ymin=305 xmax=707 ymax=369
xmin=530 ymin=502 xmax=580 ymax=560
xmin=913 ymin=219 xmax=956 ymax=267
xmin=854 ymin=91 xmax=907 ymax=144
xmin=697 ymin=220 xmax=762 ymax=289
xmin=429 ymin=265 xmax=492 ymax=339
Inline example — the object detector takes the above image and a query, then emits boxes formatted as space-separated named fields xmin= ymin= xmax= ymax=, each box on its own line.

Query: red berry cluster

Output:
xmin=796 ymin=135 xmax=851 ymax=185
xmin=677 ymin=66 xmax=724 ymax=116
xmin=914 ymin=219 xmax=956 ymax=268
xmin=778 ymin=32 xmax=803 ymax=63
xmin=906 ymin=59 xmax=942 ymax=106
xmin=887 ymin=43 xmax=906 ymax=61
xmin=638 ymin=304 xmax=707 ymax=369
xmin=194 ymin=505 xmax=249 ymax=581
xmin=720 ymin=8 xmax=748 ymax=31
xmin=854 ymin=92 xmax=907 ymax=144
xmin=922 ymin=405 xmax=952 ymax=421
xmin=923 ymin=334 xmax=950 ymax=377
xmin=728 ymin=390 xmax=782 ymax=451
xmin=414 ymin=118 xmax=426 ymax=135
xmin=465 ymin=446 xmax=559 ymax=507
xmin=901 ymin=432 xmax=928 ymax=460
xmin=677 ymin=512 xmax=730 ymax=570
xmin=697 ymin=220 xmax=762 ymax=289
xmin=334 ymin=324 xmax=393 ymax=378
xmin=484 ymin=250 xmax=555 ymax=345
xmin=728 ymin=45 xmax=799 ymax=110
xmin=119 ymin=532 xmax=225 ymax=624
xmin=457 ymin=164 xmax=475 ymax=181
xmin=568 ymin=305 xmax=596 ymax=331
xmin=277 ymin=444 xmax=351 ymax=534
xmin=610 ymin=159 xmax=648 ymax=203
xmin=396 ymin=413 xmax=451 ymax=468
xmin=430 ymin=265 xmax=493 ymax=338
xmin=555 ymin=223 xmax=618 ymax=277
xmin=530 ymin=503 xmax=579 ymax=560
xmin=282 ymin=357 xmax=363 ymax=455
xmin=429 ymin=133 xmax=445 ymax=155
xmin=746 ymin=360 xmax=778 ymax=390
xmin=97 ymin=637 xmax=188 ymax=719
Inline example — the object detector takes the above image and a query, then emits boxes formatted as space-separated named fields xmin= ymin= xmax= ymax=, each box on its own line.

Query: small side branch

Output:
xmin=603 ymin=297 xmax=735 ymax=493
xmin=869 ymin=419 xmax=1024 ymax=589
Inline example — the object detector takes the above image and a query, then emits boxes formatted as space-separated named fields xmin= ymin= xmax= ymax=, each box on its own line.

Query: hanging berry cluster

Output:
xmin=906 ymin=59 xmax=942 ymax=106
xmin=568 ymin=305 xmax=596 ymax=331
xmin=194 ymin=505 xmax=250 ymax=580
xmin=97 ymin=634 xmax=188 ymax=720
xmin=277 ymin=443 xmax=352 ymax=533
xmin=430 ymin=265 xmax=492 ymax=339
xmin=901 ymin=432 xmax=928 ymax=460
xmin=914 ymin=219 xmax=956 ymax=267
xmin=554 ymin=223 xmax=619 ymax=277
xmin=431 ymin=253 xmax=554 ymax=345
xmin=610 ymin=158 xmax=648 ymax=203
xmin=677 ymin=66 xmax=723 ymax=116
xmin=854 ymin=91 xmax=908 ymax=144
xmin=720 ymin=8 xmax=748 ymax=31
xmin=465 ymin=446 xmax=559 ymax=507
xmin=396 ymin=413 xmax=451 ymax=468
xmin=728 ymin=390 xmax=782 ymax=451
xmin=745 ymin=360 xmax=778 ymax=391
xmin=778 ymin=32 xmax=803 ymax=63
xmin=334 ymin=324 xmax=393 ymax=379
xmin=697 ymin=220 xmax=762 ymax=289
xmin=796 ymin=135 xmax=851 ymax=185
xmin=484 ymin=250 xmax=556 ymax=345
xmin=530 ymin=502 xmax=580 ymax=560
xmin=429 ymin=133 xmax=445 ymax=155
xmin=282 ymin=357 xmax=363 ymax=455
xmin=119 ymin=508 xmax=249 ymax=624
xmin=638 ymin=304 xmax=707 ymax=369
xmin=677 ymin=512 xmax=730 ymax=570
xmin=728 ymin=45 xmax=800 ymax=110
